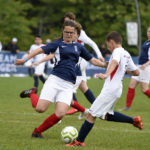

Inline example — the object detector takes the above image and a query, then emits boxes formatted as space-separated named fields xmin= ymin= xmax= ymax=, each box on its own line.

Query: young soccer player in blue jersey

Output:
xmin=15 ymin=20 xmax=105 ymax=139
xmin=66 ymin=31 xmax=143 ymax=147
xmin=64 ymin=12 xmax=104 ymax=115
xmin=120 ymin=26 xmax=150 ymax=111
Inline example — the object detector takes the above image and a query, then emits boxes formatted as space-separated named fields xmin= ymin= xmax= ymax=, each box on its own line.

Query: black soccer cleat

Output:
xmin=32 ymin=128 xmax=45 ymax=139
xmin=20 ymin=88 xmax=37 ymax=98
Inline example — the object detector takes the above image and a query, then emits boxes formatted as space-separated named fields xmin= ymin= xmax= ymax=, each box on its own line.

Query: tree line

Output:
xmin=0 ymin=0 xmax=150 ymax=55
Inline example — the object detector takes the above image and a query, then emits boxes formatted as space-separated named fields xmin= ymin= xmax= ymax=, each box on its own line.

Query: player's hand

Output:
xmin=14 ymin=59 xmax=25 ymax=65
xmin=140 ymin=64 xmax=146 ymax=70
xmin=99 ymin=57 xmax=104 ymax=62
xmin=104 ymin=61 xmax=109 ymax=68
xmin=96 ymin=73 xmax=107 ymax=79
xmin=33 ymin=62 xmax=39 ymax=66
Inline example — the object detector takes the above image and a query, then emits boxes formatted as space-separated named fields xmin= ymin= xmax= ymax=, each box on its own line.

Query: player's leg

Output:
xmin=106 ymin=112 xmax=143 ymax=130
xmin=35 ymin=99 xmax=51 ymax=112
xmin=32 ymin=75 xmax=74 ymax=139
xmin=120 ymin=78 xmax=138 ymax=111
xmin=66 ymin=76 xmax=84 ymax=115
xmin=66 ymin=113 xmax=95 ymax=147
xmin=141 ymin=82 xmax=150 ymax=98
xmin=79 ymin=80 xmax=95 ymax=104
xmin=33 ymin=74 xmax=39 ymax=89
xmin=79 ymin=58 xmax=95 ymax=104
xmin=66 ymin=93 xmax=79 ymax=115
xmin=139 ymin=65 xmax=150 ymax=97
xmin=20 ymin=88 xmax=38 ymax=108
xmin=39 ymin=75 xmax=46 ymax=83
xmin=32 ymin=102 xmax=68 ymax=138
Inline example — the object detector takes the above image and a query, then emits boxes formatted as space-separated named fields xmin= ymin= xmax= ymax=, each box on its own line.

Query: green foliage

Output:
xmin=0 ymin=0 xmax=150 ymax=55
xmin=0 ymin=0 xmax=36 ymax=50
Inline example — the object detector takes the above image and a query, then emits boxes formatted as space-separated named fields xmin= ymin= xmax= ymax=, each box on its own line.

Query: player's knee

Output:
xmin=55 ymin=111 xmax=65 ymax=118
xmin=35 ymin=107 xmax=46 ymax=113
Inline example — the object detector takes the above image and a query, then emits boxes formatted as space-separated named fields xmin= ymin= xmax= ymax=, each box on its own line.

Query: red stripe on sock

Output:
xmin=37 ymin=113 xmax=60 ymax=133
xmin=71 ymin=100 xmax=85 ymax=112
xmin=144 ymin=89 xmax=150 ymax=98
xmin=30 ymin=93 xmax=39 ymax=108
xmin=126 ymin=88 xmax=135 ymax=107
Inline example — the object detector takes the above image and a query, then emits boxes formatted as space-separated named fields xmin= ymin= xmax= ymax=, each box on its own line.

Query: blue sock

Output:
xmin=77 ymin=120 xmax=94 ymax=142
xmin=39 ymin=75 xmax=46 ymax=83
xmin=84 ymin=89 xmax=95 ymax=104
xmin=73 ymin=93 xmax=77 ymax=101
xmin=107 ymin=111 xmax=133 ymax=124
xmin=33 ymin=75 xmax=38 ymax=88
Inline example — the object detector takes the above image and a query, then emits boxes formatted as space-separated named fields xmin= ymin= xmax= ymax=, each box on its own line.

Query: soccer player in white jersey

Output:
xmin=120 ymin=26 xmax=150 ymax=111
xmin=64 ymin=12 xmax=104 ymax=115
xmin=29 ymin=35 xmax=46 ymax=90
xmin=66 ymin=31 xmax=143 ymax=147
xmin=15 ymin=21 xmax=105 ymax=139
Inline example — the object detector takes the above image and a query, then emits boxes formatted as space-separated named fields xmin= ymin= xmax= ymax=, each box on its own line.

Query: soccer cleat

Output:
xmin=65 ymin=140 xmax=85 ymax=147
xmin=118 ymin=106 xmax=130 ymax=111
xmin=32 ymin=128 xmax=45 ymax=139
xmin=133 ymin=116 xmax=143 ymax=130
xmin=20 ymin=88 xmax=37 ymax=98
xmin=66 ymin=108 xmax=79 ymax=115
xmin=78 ymin=109 xmax=89 ymax=120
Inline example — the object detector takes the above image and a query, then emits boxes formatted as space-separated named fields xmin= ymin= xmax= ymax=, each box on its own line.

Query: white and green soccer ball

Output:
xmin=61 ymin=126 xmax=78 ymax=143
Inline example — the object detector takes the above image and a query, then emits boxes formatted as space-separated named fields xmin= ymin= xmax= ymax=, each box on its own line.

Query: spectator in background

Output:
xmin=100 ymin=43 xmax=110 ymax=58
xmin=6 ymin=37 xmax=20 ymax=54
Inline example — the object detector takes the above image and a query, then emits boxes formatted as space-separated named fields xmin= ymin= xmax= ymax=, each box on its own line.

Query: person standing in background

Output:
xmin=6 ymin=37 xmax=20 ymax=54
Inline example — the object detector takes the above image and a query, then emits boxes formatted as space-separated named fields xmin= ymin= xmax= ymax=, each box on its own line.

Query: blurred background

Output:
xmin=0 ymin=0 xmax=150 ymax=55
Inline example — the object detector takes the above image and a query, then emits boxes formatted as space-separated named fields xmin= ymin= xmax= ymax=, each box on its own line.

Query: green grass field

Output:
xmin=0 ymin=77 xmax=150 ymax=150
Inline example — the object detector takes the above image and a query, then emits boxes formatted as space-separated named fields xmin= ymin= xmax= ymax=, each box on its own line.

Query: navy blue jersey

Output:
xmin=139 ymin=40 xmax=150 ymax=64
xmin=41 ymin=38 xmax=92 ymax=84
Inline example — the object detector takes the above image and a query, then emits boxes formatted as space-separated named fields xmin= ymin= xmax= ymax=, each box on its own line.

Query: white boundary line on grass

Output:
xmin=0 ymin=119 xmax=150 ymax=134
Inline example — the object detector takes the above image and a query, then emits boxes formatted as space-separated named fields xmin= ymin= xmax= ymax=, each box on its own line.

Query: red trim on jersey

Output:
xmin=110 ymin=65 xmax=118 ymax=80
xmin=78 ymin=40 xmax=82 ymax=44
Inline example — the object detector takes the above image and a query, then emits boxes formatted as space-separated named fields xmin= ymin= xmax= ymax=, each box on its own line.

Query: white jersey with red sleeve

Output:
xmin=78 ymin=30 xmax=103 ymax=58
xmin=102 ymin=47 xmax=137 ymax=97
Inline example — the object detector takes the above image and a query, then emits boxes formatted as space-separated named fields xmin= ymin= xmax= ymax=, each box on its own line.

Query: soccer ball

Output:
xmin=61 ymin=126 xmax=78 ymax=143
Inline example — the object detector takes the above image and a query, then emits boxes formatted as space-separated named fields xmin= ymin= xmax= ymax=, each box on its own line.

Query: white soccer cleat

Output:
xmin=78 ymin=109 xmax=89 ymax=120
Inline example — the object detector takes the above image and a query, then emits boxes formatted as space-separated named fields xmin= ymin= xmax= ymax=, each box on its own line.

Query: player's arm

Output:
xmin=79 ymin=30 xmax=104 ymax=61
xmin=15 ymin=48 xmax=44 ymax=65
xmin=141 ymin=47 xmax=150 ymax=70
xmin=89 ymin=57 xmax=106 ymax=68
xmin=96 ymin=59 xmax=118 ymax=79
xmin=126 ymin=70 xmax=139 ymax=76
xmin=34 ymin=53 xmax=55 ymax=66
xmin=80 ymin=44 xmax=105 ymax=68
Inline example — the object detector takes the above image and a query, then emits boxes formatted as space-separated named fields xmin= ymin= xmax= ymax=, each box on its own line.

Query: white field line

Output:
xmin=0 ymin=119 xmax=150 ymax=134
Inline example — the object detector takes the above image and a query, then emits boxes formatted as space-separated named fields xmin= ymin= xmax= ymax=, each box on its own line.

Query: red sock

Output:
xmin=36 ymin=113 xmax=60 ymax=133
xmin=126 ymin=88 xmax=135 ymax=107
xmin=71 ymin=100 xmax=85 ymax=112
xmin=29 ymin=93 xmax=39 ymax=108
xmin=144 ymin=89 xmax=150 ymax=98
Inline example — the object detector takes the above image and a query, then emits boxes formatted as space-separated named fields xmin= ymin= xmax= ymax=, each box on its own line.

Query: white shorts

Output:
xmin=73 ymin=76 xmax=84 ymax=93
xmin=132 ymin=65 xmax=150 ymax=84
xmin=34 ymin=62 xmax=45 ymax=75
xmin=89 ymin=92 xmax=119 ymax=119
xmin=39 ymin=75 xmax=74 ymax=106
xmin=80 ymin=59 xmax=88 ymax=82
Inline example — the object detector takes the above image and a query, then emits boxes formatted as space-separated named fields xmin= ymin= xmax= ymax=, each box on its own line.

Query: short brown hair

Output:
xmin=106 ymin=31 xmax=122 ymax=44
xmin=62 ymin=20 xmax=75 ymax=29
xmin=64 ymin=12 xmax=76 ymax=21
xmin=75 ymin=22 xmax=82 ymax=36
